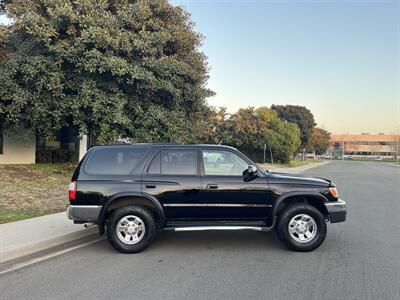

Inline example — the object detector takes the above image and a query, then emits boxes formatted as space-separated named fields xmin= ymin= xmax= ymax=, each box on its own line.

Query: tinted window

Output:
xmin=161 ymin=150 xmax=196 ymax=175
xmin=147 ymin=152 xmax=161 ymax=174
xmin=202 ymin=150 xmax=248 ymax=176
xmin=85 ymin=147 xmax=148 ymax=175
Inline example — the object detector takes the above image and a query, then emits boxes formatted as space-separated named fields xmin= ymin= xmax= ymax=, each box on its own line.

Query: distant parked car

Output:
xmin=306 ymin=153 xmax=315 ymax=158
xmin=323 ymin=154 xmax=331 ymax=159
xmin=375 ymin=156 xmax=383 ymax=161
xmin=343 ymin=155 xmax=353 ymax=160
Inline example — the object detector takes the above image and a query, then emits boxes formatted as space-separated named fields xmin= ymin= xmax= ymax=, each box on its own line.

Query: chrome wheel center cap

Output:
xmin=297 ymin=224 xmax=306 ymax=233
xmin=127 ymin=226 xmax=137 ymax=234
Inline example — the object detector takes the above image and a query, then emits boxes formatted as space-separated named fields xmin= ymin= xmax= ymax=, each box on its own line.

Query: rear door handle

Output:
xmin=145 ymin=184 xmax=156 ymax=189
xmin=207 ymin=184 xmax=218 ymax=189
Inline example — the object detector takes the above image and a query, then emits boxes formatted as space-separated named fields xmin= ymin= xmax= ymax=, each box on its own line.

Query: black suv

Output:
xmin=67 ymin=144 xmax=346 ymax=252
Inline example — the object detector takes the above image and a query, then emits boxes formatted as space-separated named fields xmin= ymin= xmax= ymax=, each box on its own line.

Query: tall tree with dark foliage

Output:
xmin=0 ymin=0 xmax=213 ymax=143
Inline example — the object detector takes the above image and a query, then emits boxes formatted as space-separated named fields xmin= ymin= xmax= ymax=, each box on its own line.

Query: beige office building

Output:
xmin=330 ymin=133 xmax=399 ymax=159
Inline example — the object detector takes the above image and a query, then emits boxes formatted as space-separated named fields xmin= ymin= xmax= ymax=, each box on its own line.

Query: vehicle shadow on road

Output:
xmin=96 ymin=230 xmax=285 ymax=255
xmin=156 ymin=231 xmax=284 ymax=249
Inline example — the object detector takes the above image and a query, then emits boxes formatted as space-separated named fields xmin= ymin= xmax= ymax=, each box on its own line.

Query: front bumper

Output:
xmin=66 ymin=205 xmax=102 ymax=223
xmin=324 ymin=199 xmax=346 ymax=223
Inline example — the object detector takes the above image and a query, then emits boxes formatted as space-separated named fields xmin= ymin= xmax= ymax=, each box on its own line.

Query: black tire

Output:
xmin=106 ymin=205 xmax=156 ymax=253
xmin=276 ymin=203 xmax=327 ymax=252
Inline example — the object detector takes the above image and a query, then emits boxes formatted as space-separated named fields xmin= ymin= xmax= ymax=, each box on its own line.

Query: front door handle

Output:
xmin=207 ymin=184 xmax=218 ymax=189
xmin=145 ymin=184 xmax=156 ymax=189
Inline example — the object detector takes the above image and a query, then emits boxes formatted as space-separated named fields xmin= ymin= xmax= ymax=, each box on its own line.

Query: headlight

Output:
xmin=329 ymin=187 xmax=338 ymax=198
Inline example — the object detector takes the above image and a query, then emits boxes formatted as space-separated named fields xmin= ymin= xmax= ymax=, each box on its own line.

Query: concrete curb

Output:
xmin=0 ymin=213 xmax=98 ymax=265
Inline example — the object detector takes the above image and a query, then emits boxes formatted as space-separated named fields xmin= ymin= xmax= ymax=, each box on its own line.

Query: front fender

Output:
xmin=272 ymin=191 xmax=329 ymax=217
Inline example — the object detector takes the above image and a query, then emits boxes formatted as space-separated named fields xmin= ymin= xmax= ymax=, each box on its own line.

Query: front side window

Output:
xmin=160 ymin=149 xmax=197 ymax=175
xmin=85 ymin=147 xmax=148 ymax=175
xmin=202 ymin=150 xmax=248 ymax=176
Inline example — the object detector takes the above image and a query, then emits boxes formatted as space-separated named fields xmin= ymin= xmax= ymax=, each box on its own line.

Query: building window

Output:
xmin=0 ymin=126 xmax=3 ymax=154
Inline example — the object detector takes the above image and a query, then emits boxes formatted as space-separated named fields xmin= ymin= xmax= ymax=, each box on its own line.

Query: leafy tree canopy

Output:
xmin=202 ymin=106 xmax=301 ymax=163
xmin=306 ymin=127 xmax=331 ymax=155
xmin=0 ymin=0 xmax=11 ymax=14
xmin=271 ymin=104 xmax=316 ymax=148
xmin=255 ymin=106 xmax=277 ymax=124
xmin=265 ymin=119 xmax=301 ymax=163
xmin=0 ymin=0 xmax=213 ymax=143
xmin=201 ymin=106 xmax=228 ymax=145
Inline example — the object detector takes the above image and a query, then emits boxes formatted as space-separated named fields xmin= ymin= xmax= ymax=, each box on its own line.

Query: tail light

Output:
xmin=69 ymin=181 xmax=76 ymax=201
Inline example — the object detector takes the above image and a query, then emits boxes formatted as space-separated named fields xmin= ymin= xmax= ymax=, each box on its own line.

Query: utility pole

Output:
xmin=264 ymin=142 xmax=273 ymax=167
xmin=263 ymin=143 xmax=266 ymax=164
xmin=342 ymin=138 xmax=344 ymax=161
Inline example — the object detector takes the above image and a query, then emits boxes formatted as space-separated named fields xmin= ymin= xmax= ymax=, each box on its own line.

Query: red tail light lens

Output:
xmin=69 ymin=181 xmax=76 ymax=201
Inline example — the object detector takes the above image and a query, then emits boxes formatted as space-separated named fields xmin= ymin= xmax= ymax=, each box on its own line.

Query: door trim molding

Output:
xmin=163 ymin=203 xmax=272 ymax=208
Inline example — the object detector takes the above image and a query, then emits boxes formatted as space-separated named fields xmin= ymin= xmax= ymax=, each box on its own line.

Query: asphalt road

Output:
xmin=1 ymin=161 xmax=399 ymax=300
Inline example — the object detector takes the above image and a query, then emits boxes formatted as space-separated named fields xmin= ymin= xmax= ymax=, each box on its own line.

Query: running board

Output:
xmin=163 ymin=226 xmax=272 ymax=232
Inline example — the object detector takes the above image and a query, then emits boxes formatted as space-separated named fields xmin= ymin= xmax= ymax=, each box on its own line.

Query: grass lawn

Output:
xmin=0 ymin=163 xmax=76 ymax=224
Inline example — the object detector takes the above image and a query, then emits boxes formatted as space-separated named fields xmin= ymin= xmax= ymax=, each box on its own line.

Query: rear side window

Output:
xmin=85 ymin=147 xmax=148 ymax=175
xmin=147 ymin=149 xmax=197 ymax=175
xmin=161 ymin=149 xmax=196 ymax=175
xmin=147 ymin=152 xmax=161 ymax=174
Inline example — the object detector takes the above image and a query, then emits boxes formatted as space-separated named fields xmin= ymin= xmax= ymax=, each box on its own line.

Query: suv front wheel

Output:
xmin=106 ymin=205 xmax=156 ymax=253
xmin=276 ymin=203 xmax=327 ymax=252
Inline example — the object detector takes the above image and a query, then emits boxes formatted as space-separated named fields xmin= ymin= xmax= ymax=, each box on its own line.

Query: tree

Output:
xmin=201 ymin=107 xmax=229 ymax=144
xmin=0 ymin=1 xmax=11 ymax=14
xmin=271 ymin=105 xmax=316 ymax=150
xmin=223 ymin=107 xmax=266 ymax=160
xmin=208 ymin=106 xmax=301 ymax=163
xmin=265 ymin=119 xmax=301 ymax=163
xmin=307 ymin=127 xmax=331 ymax=155
xmin=255 ymin=106 xmax=278 ymax=124
xmin=0 ymin=0 xmax=213 ymax=143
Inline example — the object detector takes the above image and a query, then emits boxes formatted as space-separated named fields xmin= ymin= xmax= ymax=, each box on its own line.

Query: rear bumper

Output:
xmin=66 ymin=205 xmax=102 ymax=223
xmin=324 ymin=199 xmax=347 ymax=223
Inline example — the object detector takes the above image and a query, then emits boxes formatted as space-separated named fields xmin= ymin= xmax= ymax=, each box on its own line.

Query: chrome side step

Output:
xmin=164 ymin=226 xmax=271 ymax=232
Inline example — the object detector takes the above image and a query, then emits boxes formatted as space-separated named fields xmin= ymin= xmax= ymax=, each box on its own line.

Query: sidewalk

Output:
xmin=260 ymin=160 xmax=330 ymax=174
xmin=0 ymin=212 xmax=97 ymax=264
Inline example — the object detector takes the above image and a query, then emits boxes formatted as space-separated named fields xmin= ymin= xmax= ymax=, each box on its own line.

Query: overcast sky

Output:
xmin=1 ymin=1 xmax=399 ymax=134
xmin=172 ymin=0 xmax=399 ymax=134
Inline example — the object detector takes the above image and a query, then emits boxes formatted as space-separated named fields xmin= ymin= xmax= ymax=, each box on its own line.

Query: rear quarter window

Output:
xmin=85 ymin=147 xmax=148 ymax=175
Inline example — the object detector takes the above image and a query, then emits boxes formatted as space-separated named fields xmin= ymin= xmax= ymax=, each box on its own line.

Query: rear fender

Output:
xmin=98 ymin=192 xmax=165 ymax=234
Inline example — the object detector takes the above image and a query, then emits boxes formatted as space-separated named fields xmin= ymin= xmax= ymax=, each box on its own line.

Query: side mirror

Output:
xmin=243 ymin=165 xmax=258 ymax=181
xmin=248 ymin=165 xmax=258 ymax=175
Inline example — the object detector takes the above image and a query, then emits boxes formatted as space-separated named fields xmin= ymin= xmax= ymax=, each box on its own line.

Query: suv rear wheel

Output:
xmin=106 ymin=205 xmax=156 ymax=253
xmin=276 ymin=203 xmax=327 ymax=252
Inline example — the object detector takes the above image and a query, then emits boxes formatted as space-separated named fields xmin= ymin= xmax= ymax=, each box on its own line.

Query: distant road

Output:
xmin=1 ymin=161 xmax=399 ymax=300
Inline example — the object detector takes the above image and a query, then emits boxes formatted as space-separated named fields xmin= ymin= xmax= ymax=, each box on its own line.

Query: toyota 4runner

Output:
xmin=67 ymin=144 xmax=346 ymax=252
